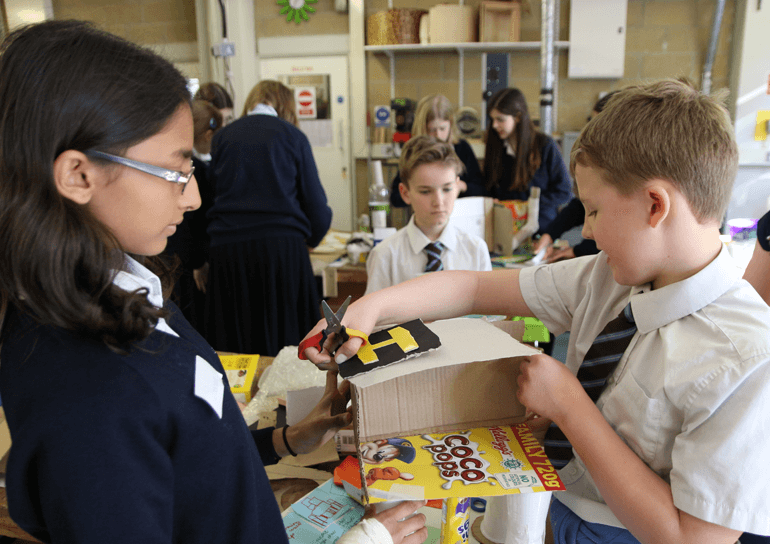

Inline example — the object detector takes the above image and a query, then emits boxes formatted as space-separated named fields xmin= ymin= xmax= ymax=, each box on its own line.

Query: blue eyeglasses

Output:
xmin=86 ymin=150 xmax=195 ymax=193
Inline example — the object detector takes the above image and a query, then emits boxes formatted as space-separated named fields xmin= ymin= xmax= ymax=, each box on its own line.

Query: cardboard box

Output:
xmin=480 ymin=1 xmax=522 ymax=43
xmin=427 ymin=5 xmax=477 ymax=44
xmin=341 ymin=318 xmax=564 ymax=504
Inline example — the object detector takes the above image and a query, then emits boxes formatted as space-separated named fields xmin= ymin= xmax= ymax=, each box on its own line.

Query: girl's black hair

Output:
xmin=0 ymin=20 xmax=191 ymax=351
xmin=484 ymin=88 xmax=546 ymax=192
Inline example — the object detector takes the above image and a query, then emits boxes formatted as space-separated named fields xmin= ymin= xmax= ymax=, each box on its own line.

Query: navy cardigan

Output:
xmin=207 ymin=114 xmax=331 ymax=248
xmin=0 ymin=304 xmax=289 ymax=544
xmin=541 ymin=197 xmax=598 ymax=257
xmin=487 ymin=136 xmax=573 ymax=234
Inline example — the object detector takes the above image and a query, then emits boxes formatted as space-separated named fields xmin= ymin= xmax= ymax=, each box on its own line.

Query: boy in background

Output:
xmin=364 ymin=136 xmax=491 ymax=295
xmin=306 ymin=79 xmax=770 ymax=543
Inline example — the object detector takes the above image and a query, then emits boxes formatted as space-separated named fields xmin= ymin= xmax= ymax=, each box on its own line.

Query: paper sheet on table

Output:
xmin=282 ymin=479 xmax=365 ymax=543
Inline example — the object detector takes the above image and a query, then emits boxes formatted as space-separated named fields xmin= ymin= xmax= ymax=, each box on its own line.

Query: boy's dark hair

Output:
xmin=398 ymin=135 xmax=464 ymax=188
xmin=0 ymin=20 xmax=191 ymax=351
xmin=571 ymin=79 xmax=738 ymax=223
xmin=194 ymin=81 xmax=234 ymax=110
xmin=484 ymin=87 xmax=547 ymax=192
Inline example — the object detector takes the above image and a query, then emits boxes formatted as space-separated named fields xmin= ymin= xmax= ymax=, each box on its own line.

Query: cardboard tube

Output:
xmin=479 ymin=492 xmax=552 ymax=544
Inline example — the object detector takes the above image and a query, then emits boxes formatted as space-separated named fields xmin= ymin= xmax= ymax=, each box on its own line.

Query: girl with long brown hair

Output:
xmin=484 ymin=88 xmax=572 ymax=234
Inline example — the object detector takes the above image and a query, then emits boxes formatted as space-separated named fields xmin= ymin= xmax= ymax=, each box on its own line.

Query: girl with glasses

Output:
xmin=0 ymin=20 xmax=426 ymax=544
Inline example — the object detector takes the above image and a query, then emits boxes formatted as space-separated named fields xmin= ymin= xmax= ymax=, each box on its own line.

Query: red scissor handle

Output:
xmin=298 ymin=328 xmax=369 ymax=361
xmin=298 ymin=330 xmax=327 ymax=360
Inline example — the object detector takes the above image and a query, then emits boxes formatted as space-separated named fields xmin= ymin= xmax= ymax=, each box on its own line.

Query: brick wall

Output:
xmin=364 ymin=0 xmax=734 ymax=134
xmin=52 ymin=0 xmax=197 ymax=45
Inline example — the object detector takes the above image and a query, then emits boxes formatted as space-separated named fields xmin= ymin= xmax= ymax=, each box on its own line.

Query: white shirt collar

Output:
xmin=504 ymin=140 xmax=516 ymax=157
xmin=247 ymin=103 xmax=278 ymax=117
xmin=192 ymin=149 xmax=211 ymax=163
xmin=629 ymin=244 xmax=741 ymax=334
xmin=404 ymin=216 xmax=458 ymax=254
xmin=112 ymin=255 xmax=178 ymax=337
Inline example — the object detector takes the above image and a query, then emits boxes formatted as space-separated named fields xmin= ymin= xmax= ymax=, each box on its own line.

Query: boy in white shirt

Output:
xmin=365 ymin=136 xmax=491 ymax=295
xmin=306 ymin=80 xmax=770 ymax=543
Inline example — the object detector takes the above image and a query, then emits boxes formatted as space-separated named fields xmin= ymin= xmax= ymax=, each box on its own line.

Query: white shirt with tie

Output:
xmin=519 ymin=246 xmax=770 ymax=535
xmin=364 ymin=216 xmax=492 ymax=295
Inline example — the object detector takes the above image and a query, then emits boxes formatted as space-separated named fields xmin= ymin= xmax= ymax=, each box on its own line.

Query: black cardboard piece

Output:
xmin=339 ymin=319 xmax=441 ymax=379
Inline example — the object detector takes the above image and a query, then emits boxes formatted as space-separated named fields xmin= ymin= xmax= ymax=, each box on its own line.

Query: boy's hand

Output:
xmin=516 ymin=354 xmax=586 ymax=424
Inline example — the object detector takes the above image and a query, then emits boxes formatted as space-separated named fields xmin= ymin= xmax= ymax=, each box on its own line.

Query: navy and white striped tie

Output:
xmin=544 ymin=303 xmax=637 ymax=468
xmin=424 ymin=241 xmax=445 ymax=272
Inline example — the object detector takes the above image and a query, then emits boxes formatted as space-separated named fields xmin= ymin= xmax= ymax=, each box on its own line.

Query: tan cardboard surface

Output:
xmin=350 ymin=318 xmax=536 ymax=388
xmin=352 ymin=318 xmax=539 ymax=442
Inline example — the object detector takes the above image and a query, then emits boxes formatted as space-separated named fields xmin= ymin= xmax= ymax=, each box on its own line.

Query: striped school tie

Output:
xmin=544 ymin=303 xmax=637 ymax=468
xmin=424 ymin=241 xmax=445 ymax=272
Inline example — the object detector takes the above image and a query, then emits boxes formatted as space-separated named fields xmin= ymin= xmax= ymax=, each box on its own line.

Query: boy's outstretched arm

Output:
xmin=303 ymin=268 xmax=534 ymax=368
xmin=518 ymin=355 xmax=743 ymax=544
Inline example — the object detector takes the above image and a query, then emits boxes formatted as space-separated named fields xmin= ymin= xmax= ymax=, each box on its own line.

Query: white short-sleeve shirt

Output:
xmin=365 ymin=216 xmax=492 ymax=295
xmin=519 ymin=246 xmax=770 ymax=535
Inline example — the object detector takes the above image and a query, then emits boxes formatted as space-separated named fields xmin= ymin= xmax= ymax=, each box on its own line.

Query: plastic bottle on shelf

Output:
xmin=368 ymin=160 xmax=390 ymax=230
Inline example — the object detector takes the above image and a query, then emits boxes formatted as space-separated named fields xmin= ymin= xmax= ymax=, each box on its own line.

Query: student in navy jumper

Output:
xmin=390 ymin=94 xmax=486 ymax=207
xmin=533 ymin=92 xmax=621 ymax=263
xmin=204 ymin=80 xmax=332 ymax=356
xmin=484 ymin=88 xmax=572 ymax=234
xmin=0 ymin=21 xmax=427 ymax=544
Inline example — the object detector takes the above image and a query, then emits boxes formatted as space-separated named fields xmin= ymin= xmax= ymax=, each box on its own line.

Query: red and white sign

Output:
xmin=295 ymin=87 xmax=317 ymax=119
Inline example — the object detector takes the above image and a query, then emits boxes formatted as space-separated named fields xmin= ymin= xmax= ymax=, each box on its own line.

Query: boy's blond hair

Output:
xmin=398 ymin=135 xmax=464 ymax=188
xmin=412 ymin=94 xmax=459 ymax=144
xmin=570 ymin=78 xmax=738 ymax=222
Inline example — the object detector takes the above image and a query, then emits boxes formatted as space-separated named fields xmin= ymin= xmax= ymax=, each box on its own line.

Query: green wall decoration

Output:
xmin=278 ymin=0 xmax=317 ymax=24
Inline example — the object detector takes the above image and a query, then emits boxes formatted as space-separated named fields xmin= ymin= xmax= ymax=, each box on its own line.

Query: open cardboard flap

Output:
xmin=346 ymin=318 xmax=565 ymax=504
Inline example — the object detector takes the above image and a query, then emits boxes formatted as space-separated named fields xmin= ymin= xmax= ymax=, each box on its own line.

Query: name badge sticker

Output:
xmin=194 ymin=355 xmax=224 ymax=419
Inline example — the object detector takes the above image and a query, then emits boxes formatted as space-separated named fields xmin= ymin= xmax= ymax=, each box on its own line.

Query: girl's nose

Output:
xmin=182 ymin=173 xmax=202 ymax=211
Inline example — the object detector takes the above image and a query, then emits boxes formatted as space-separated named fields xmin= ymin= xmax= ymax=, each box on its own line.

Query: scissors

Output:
xmin=298 ymin=296 xmax=368 ymax=360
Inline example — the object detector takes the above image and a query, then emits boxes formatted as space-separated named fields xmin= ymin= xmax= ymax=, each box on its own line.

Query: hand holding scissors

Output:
xmin=298 ymin=296 xmax=368 ymax=361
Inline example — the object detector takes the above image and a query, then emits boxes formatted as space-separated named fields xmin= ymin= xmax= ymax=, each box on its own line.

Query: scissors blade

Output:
xmin=322 ymin=300 xmax=343 ymax=334
xmin=334 ymin=296 xmax=352 ymax=322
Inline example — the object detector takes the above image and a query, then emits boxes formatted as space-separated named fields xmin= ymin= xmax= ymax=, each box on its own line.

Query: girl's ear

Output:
xmin=646 ymin=182 xmax=671 ymax=229
xmin=53 ymin=150 xmax=101 ymax=205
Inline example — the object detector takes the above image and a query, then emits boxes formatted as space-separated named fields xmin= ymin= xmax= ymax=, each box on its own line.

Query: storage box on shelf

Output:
xmin=480 ymin=0 xmax=523 ymax=43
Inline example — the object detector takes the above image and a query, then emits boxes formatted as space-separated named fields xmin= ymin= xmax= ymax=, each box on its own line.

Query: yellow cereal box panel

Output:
xmin=357 ymin=422 xmax=565 ymax=503
xmin=220 ymin=354 xmax=261 ymax=403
